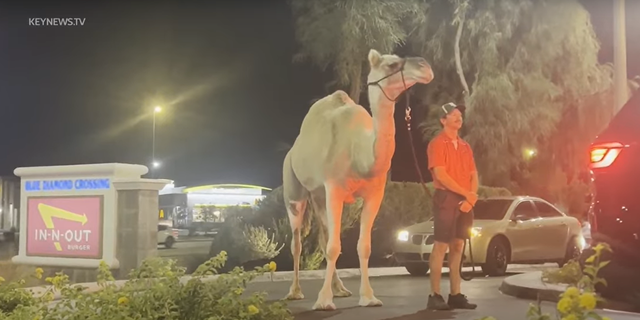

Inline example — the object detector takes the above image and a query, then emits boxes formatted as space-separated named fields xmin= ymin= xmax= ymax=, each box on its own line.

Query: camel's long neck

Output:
xmin=368 ymin=88 xmax=397 ymax=175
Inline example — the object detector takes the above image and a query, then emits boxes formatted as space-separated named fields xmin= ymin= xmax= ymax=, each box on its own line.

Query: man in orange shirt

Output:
xmin=426 ymin=103 xmax=479 ymax=310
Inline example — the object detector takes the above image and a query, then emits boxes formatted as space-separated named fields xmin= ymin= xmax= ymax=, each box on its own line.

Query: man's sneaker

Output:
xmin=427 ymin=294 xmax=451 ymax=310
xmin=447 ymin=293 xmax=477 ymax=309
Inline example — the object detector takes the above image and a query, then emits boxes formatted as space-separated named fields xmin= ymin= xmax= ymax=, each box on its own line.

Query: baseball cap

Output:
xmin=440 ymin=102 xmax=466 ymax=118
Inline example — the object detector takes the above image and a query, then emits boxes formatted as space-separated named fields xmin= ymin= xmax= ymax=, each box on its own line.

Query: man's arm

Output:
xmin=470 ymin=171 xmax=479 ymax=194
xmin=432 ymin=167 xmax=470 ymax=197
xmin=467 ymin=145 xmax=479 ymax=205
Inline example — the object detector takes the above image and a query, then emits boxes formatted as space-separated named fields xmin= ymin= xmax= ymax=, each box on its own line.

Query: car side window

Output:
xmin=158 ymin=225 xmax=168 ymax=231
xmin=511 ymin=201 xmax=538 ymax=220
xmin=534 ymin=201 xmax=563 ymax=218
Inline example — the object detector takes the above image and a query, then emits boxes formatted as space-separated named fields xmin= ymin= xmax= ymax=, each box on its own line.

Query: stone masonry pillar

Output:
xmin=113 ymin=178 xmax=170 ymax=277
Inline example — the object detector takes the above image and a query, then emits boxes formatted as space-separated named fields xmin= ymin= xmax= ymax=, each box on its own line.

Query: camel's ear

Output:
xmin=368 ymin=49 xmax=382 ymax=68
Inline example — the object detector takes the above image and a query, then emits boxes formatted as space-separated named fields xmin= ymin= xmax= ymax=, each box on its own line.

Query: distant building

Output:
xmin=158 ymin=182 xmax=271 ymax=232
xmin=0 ymin=176 xmax=20 ymax=230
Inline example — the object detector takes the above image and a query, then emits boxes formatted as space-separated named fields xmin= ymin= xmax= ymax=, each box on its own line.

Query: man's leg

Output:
xmin=429 ymin=241 xmax=448 ymax=295
xmin=427 ymin=191 xmax=454 ymax=311
xmin=447 ymin=238 xmax=465 ymax=295
xmin=446 ymin=212 xmax=477 ymax=310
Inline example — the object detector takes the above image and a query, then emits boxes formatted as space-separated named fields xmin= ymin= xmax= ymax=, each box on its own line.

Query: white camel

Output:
xmin=282 ymin=49 xmax=434 ymax=310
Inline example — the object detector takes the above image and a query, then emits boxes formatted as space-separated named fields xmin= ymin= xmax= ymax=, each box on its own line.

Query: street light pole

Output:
xmin=613 ymin=0 xmax=628 ymax=114
xmin=152 ymin=106 xmax=162 ymax=177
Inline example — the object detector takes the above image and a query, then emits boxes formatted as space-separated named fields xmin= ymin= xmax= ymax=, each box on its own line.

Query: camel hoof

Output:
xmin=334 ymin=287 xmax=352 ymax=297
xmin=312 ymin=299 xmax=336 ymax=311
xmin=359 ymin=296 xmax=383 ymax=307
xmin=284 ymin=291 xmax=304 ymax=300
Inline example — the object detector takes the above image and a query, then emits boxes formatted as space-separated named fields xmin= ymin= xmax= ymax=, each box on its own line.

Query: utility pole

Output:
xmin=613 ymin=0 xmax=628 ymax=114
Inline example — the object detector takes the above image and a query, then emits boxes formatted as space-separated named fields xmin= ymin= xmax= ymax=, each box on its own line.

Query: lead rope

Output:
xmin=368 ymin=65 xmax=475 ymax=281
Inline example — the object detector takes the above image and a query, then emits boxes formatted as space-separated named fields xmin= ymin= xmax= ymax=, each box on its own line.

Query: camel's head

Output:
xmin=366 ymin=49 xmax=434 ymax=101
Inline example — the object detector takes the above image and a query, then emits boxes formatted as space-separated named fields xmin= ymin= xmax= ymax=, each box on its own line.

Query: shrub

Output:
xmin=0 ymin=252 xmax=293 ymax=320
xmin=478 ymin=243 xmax=613 ymax=320
xmin=542 ymin=260 xmax=582 ymax=286
xmin=209 ymin=214 xmax=284 ymax=271
xmin=214 ymin=182 xmax=511 ymax=270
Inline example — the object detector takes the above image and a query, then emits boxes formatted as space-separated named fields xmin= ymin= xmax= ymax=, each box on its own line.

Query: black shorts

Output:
xmin=432 ymin=189 xmax=474 ymax=243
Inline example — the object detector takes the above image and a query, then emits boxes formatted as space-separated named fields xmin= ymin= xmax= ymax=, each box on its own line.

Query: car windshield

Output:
xmin=472 ymin=199 xmax=513 ymax=220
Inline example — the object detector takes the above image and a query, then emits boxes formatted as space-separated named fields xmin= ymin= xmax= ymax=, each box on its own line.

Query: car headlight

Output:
xmin=470 ymin=227 xmax=482 ymax=238
xmin=397 ymin=230 xmax=409 ymax=242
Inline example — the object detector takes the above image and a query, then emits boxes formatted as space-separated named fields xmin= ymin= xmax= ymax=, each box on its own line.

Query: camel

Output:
xmin=282 ymin=49 xmax=434 ymax=310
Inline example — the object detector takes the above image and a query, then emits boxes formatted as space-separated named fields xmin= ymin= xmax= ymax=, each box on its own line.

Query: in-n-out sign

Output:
xmin=25 ymin=178 xmax=111 ymax=192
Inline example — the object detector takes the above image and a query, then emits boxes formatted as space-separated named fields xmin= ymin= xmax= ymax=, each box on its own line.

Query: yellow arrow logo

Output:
xmin=37 ymin=203 xmax=88 ymax=251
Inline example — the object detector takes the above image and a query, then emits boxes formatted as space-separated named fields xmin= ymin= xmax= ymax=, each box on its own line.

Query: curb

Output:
xmin=29 ymin=267 xmax=410 ymax=301
xmin=500 ymin=271 xmax=639 ymax=314
xmin=499 ymin=271 xmax=566 ymax=302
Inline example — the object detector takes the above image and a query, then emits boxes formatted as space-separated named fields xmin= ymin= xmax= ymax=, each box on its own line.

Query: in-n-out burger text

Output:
xmin=34 ymin=229 xmax=93 ymax=251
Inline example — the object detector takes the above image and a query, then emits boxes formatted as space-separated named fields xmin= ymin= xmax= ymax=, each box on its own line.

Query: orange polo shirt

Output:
xmin=427 ymin=131 xmax=477 ymax=191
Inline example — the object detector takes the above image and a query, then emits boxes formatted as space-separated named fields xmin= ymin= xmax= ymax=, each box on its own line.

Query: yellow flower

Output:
xmin=579 ymin=292 xmax=597 ymax=310
xmin=247 ymin=304 xmax=259 ymax=315
xmin=234 ymin=288 xmax=243 ymax=295
xmin=269 ymin=261 xmax=277 ymax=272
xmin=35 ymin=268 xmax=44 ymax=279
xmin=0 ymin=276 xmax=5 ymax=283
xmin=561 ymin=315 xmax=578 ymax=320
xmin=593 ymin=242 xmax=611 ymax=254
xmin=563 ymin=286 xmax=580 ymax=298
xmin=557 ymin=297 xmax=573 ymax=314
xmin=117 ymin=297 xmax=129 ymax=305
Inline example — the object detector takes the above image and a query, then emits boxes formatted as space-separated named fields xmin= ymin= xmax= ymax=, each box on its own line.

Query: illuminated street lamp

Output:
xmin=524 ymin=148 xmax=537 ymax=159
xmin=152 ymin=106 xmax=162 ymax=177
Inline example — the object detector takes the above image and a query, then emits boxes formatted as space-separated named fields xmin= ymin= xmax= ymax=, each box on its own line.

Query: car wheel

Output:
xmin=558 ymin=237 xmax=581 ymax=267
xmin=165 ymin=236 xmax=175 ymax=249
xmin=481 ymin=237 xmax=510 ymax=276
xmin=405 ymin=263 xmax=430 ymax=276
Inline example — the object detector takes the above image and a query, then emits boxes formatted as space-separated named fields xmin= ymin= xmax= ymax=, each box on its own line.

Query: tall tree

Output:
xmin=290 ymin=0 xmax=427 ymax=104
xmin=414 ymin=0 xmax=614 ymax=189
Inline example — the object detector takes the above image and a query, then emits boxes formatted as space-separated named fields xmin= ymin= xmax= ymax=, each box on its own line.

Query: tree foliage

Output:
xmin=290 ymin=0 xmax=427 ymax=103
xmin=290 ymin=0 xmax=638 ymax=214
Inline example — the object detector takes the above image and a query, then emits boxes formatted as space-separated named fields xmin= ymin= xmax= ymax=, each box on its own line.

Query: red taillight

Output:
xmin=589 ymin=142 xmax=624 ymax=169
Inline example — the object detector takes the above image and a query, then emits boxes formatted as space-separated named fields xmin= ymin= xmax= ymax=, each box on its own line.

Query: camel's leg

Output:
xmin=357 ymin=187 xmax=384 ymax=307
xmin=312 ymin=185 xmax=344 ymax=311
xmin=317 ymin=212 xmax=352 ymax=297
xmin=283 ymin=151 xmax=307 ymax=300
xmin=284 ymin=200 xmax=307 ymax=300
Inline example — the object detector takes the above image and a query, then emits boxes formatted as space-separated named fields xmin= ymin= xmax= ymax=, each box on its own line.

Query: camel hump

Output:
xmin=330 ymin=90 xmax=354 ymax=105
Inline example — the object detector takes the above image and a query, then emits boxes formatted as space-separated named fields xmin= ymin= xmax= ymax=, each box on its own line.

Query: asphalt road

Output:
xmin=245 ymin=272 xmax=639 ymax=320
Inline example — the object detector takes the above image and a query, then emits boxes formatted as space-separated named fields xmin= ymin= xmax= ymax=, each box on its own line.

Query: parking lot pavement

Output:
xmin=158 ymin=238 xmax=212 ymax=257
xmin=245 ymin=273 xmax=639 ymax=320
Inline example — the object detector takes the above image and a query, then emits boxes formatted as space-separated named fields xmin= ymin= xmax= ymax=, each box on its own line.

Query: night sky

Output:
xmin=1 ymin=0 xmax=638 ymax=188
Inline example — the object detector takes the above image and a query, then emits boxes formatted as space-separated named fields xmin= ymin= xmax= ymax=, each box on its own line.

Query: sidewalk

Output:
xmin=500 ymin=271 xmax=639 ymax=314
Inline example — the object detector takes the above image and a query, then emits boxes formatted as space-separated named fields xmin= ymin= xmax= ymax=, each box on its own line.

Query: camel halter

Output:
xmin=368 ymin=59 xmax=477 ymax=281
xmin=366 ymin=59 xmax=429 ymax=196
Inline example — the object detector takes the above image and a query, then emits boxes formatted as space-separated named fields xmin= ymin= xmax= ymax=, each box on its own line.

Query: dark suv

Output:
xmin=585 ymin=90 xmax=640 ymax=303
xmin=587 ymin=90 xmax=640 ymax=264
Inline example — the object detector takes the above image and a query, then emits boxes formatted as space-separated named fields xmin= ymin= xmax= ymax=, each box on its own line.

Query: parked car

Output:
xmin=394 ymin=196 xmax=585 ymax=277
xmin=586 ymin=90 xmax=640 ymax=265
xmin=158 ymin=224 xmax=178 ymax=249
